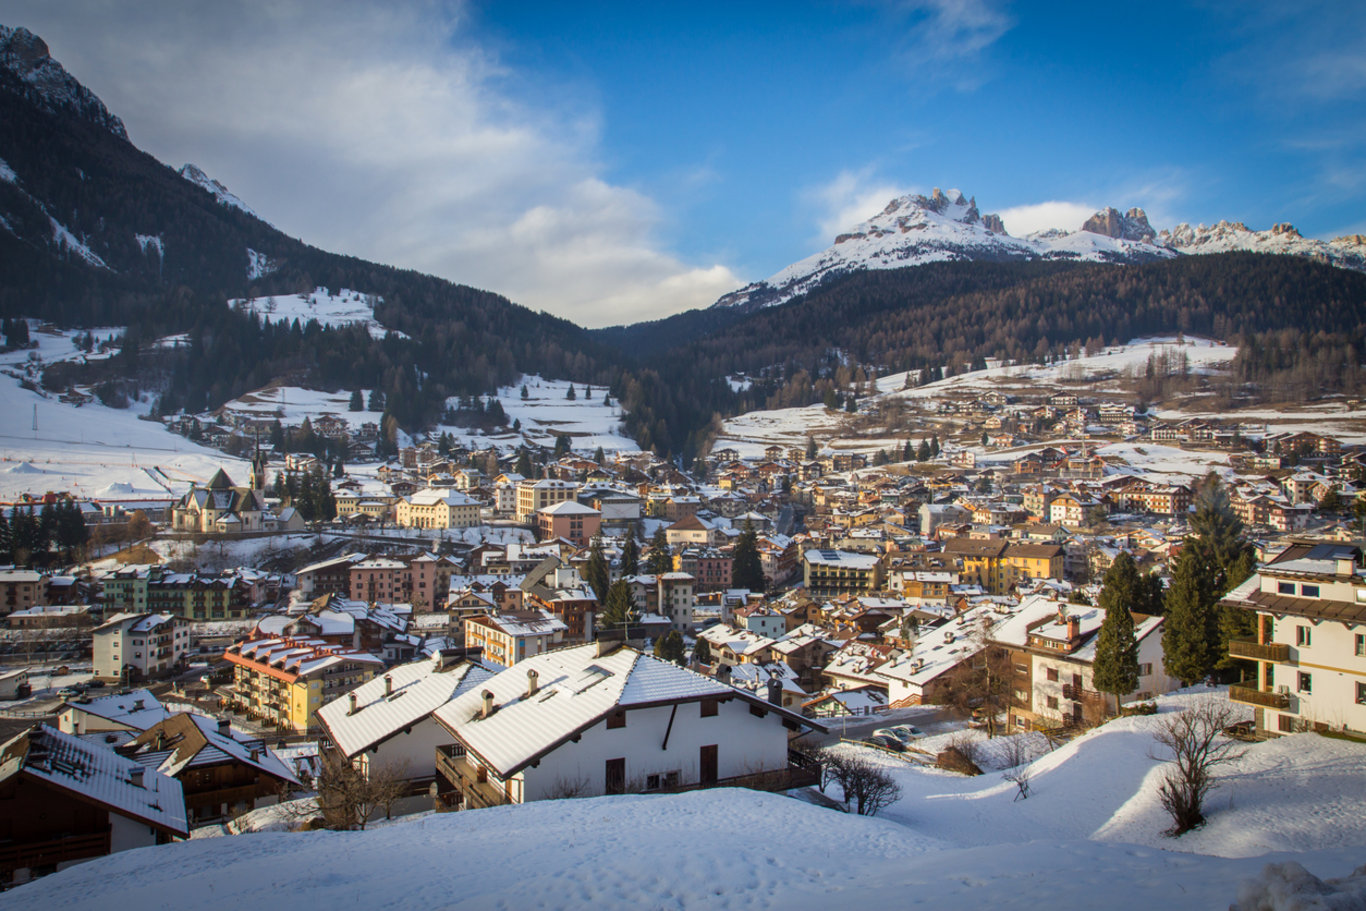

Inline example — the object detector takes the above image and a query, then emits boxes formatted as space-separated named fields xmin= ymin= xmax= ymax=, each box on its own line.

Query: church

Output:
xmin=171 ymin=454 xmax=297 ymax=534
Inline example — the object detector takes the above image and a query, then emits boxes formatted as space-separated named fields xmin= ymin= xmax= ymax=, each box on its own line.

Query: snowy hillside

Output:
xmin=177 ymin=164 xmax=257 ymax=218
xmin=8 ymin=691 xmax=1365 ymax=911
xmin=0 ymin=324 xmax=247 ymax=501
xmin=713 ymin=189 xmax=1366 ymax=312
xmin=433 ymin=375 xmax=637 ymax=453
xmin=230 ymin=288 xmax=403 ymax=340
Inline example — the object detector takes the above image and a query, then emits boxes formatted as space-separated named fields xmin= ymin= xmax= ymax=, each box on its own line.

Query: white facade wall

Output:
xmin=498 ymin=697 xmax=790 ymax=803
xmin=1264 ymin=614 xmax=1366 ymax=734
xmin=355 ymin=715 xmax=452 ymax=782
xmin=108 ymin=811 xmax=160 ymax=854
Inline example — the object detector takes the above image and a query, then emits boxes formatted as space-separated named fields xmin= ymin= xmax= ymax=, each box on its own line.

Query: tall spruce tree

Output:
xmin=1162 ymin=548 xmax=1218 ymax=686
xmin=620 ymin=535 xmax=640 ymax=577
xmin=732 ymin=523 xmax=766 ymax=591
xmin=585 ymin=537 xmax=610 ymax=603
xmin=1094 ymin=553 xmax=1141 ymax=713
xmin=1187 ymin=474 xmax=1257 ymax=674
xmin=599 ymin=579 xmax=637 ymax=632
xmin=645 ymin=526 xmax=672 ymax=575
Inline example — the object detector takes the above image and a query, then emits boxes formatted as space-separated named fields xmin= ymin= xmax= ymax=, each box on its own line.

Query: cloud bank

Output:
xmin=4 ymin=0 xmax=740 ymax=326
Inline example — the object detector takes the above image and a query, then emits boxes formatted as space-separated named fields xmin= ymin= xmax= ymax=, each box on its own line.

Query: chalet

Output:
xmin=0 ymin=725 xmax=188 ymax=886
xmin=316 ymin=653 xmax=494 ymax=804
xmin=118 ymin=713 xmax=298 ymax=825
xmin=430 ymin=643 xmax=822 ymax=809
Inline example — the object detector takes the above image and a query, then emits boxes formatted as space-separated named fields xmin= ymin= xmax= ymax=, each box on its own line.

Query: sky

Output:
xmin=6 ymin=1 xmax=1365 ymax=327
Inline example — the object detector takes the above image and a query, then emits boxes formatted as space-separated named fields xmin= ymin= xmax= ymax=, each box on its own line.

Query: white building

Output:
xmin=430 ymin=643 xmax=822 ymax=809
xmin=316 ymin=653 xmax=494 ymax=806
xmin=91 ymin=613 xmax=191 ymax=682
xmin=394 ymin=488 xmax=482 ymax=529
xmin=1222 ymin=541 xmax=1366 ymax=737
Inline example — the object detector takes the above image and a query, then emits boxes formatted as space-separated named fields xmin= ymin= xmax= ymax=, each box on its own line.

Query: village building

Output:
xmin=91 ymin=612 xmax=191 ymax=682
xmin=223 ymin=637 xmax=385 ymax=734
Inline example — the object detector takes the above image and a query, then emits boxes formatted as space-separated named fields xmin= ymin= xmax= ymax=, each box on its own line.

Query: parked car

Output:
xmin=55 ymin=687 xmax=80 ymax=699
xmin=86 ymin=679 xmax=106 ymax=689
xmin=875 ymin=724 xmax=923 ymax=744
xmin=865 ymin=734 xmax=905 ymax=752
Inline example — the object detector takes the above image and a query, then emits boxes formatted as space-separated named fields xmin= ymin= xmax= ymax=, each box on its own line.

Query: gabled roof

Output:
xmin=433 ymin=644 xmax=819 ymax=777
xmin=63 ymin=689 xmax=168 ymax=731
xmin=123 ymin=713 xmax=298 ymax=786
xmin=316 ymin=655 xmax=495 ymax=758
xmin=0 ymin=724 xmax=188 ymax=837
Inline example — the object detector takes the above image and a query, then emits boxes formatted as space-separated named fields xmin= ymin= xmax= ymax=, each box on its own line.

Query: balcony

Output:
xmin=1228 ymin=640 xmax=1291 ymax=663
xmin=1229 ymin=684 xmax=1290 ymax=709
xmin=435 ymin=744 xmax=509 ymax=809
xmin=0 ymin=830 xmax=110 ymax=875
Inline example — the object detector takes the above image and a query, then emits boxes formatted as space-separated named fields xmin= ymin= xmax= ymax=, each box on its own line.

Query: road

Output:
xmin=805 ymin=705 xmax=960 ymax=747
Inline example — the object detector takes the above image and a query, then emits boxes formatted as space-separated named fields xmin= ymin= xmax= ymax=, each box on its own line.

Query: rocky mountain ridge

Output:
xmin=713 ymin=190 xmax=1366 ymax=312
xmin=0 ymin=25 xmax=127 ymax=140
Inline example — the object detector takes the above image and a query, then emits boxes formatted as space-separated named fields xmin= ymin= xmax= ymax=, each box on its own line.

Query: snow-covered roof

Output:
xmin=0 ymin=724 xmax=188 ymax=837
xmin=63 ymin=689 xmax=168 ymax=731
xmin=125 ymin=713 xmax=297 ymax=786
xmin=317 ymin=654 xmax=495 ymax=758
xmin=433 ymin=644 xmax=815 ymax=776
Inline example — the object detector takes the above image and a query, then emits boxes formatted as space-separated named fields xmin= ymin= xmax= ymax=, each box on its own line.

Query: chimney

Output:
xmin=480 ymin=689 xmax=495 ymax=719
xmin=1056 ymin=605 xmax=1068 ymax=625
xmin=384 ymin=674 xmax=393 ymax=697
xmin=1337 ymin=557 xmax=1356 ymax=578
xmin=250 ymin=747 xmax=260 ymax=762
xmin=155 ymin=732 xmax=166 ymax=750
xmin=526 ymin=669 xmax=539 ymax=698
xmin=129 ymin=767 xmax=144 ymax=788
xmin=766 ymin=676 xmax=782 ymax=706
xmin=1066 ymin=617 xmax=1080 ymax=642
xmin=218 ymin=718 xmax=231 ymax=737
xmin=132 ymin=699 xmax=145 ymax=712
xmin=348 ymin=693 xmax=358 ymax=715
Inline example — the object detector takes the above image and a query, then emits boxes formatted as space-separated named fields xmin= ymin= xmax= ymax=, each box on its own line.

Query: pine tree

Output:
xmin=693 ymin=636 xmax=712 ymax=666
xmin=621 ymin=535 xmax=640 ymax=576
xmin=805 ymin=435 xmax=817 ymax=460
xmin=1162 ymin=548 xmax=1217 ymax=686
xmin=1094 ymin=553 xmax=1141 ymax=712
xmin=593 ymin=446 xmax=605 ymax=464
xmin=732 ymin=523 xmax=765 ymax=591
xmin=515 ymin=449 xmax=533 ymax=477
xmin=349 ymin=389 xmax=363 ymax=411
xmin=566 ymin=384 xmax=576 ymax=400
xmin=521 ymin=384 xmax=530 ymax=400
xmin=916 ymin=439 xmax=932 ymax=461
xmin=654 ymin=630 xmax=686 ymax=665
xmin=645 ymin=526 xmax=672 ymax=575
xmin=585 ymin=537 xmax=610 ymax=603
xmin=554 ymin=434 xmax=571 ymax=458
xmin=599 ymin=579 xmax=637 ymax=632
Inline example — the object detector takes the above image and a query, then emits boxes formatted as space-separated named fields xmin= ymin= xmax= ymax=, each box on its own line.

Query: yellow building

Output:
xmin=394 ymin=487 xmax=482 ymax=529
xmin=224 ymin=637 xmax=384 ymax=734
xmin=515 ymin=479 xmax=578 ymax=523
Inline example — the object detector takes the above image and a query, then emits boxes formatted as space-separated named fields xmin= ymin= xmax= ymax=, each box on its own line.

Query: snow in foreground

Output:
xmin=9 ymin=789 xmax=1362 ymax=911
xmin=11 ymin=691 xmax=1366 ymax=911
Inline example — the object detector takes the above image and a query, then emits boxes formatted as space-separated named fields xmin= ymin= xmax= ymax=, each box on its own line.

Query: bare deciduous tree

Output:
xmin=315 ymin=751 xmax=411 ymax=830
xmin=1149 ymin=699 xmax=1247 ymax=836
xmin=818 ymin=749 xmax=902 ymax=817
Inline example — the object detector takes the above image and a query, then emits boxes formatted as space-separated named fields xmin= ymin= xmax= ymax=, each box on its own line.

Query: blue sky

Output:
xmin=7 ymin=1 xmax=1365 ymax=325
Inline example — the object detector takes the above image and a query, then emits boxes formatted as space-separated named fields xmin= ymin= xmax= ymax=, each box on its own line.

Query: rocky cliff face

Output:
xmin=0 ymin=26 xmax=128 ymax=139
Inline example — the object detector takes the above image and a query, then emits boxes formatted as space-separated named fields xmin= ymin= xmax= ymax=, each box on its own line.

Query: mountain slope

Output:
xmin=712 ymin=188 xmax=1366 ymax=314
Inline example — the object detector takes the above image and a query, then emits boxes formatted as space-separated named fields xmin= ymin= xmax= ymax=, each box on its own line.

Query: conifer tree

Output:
xmin=349 ymin=389 xmax=363 ymax=411
xmin=645 ymin=526 xmax=672 ymax=575
xmin=693 ymin=636 xmax=712 ymax=666
xmin=621 ymin=535 xmax=640 ymax=577
xmin=732 ymin=522 xmax=766 ymax=591
xmin=585 ymin=537 xmax=610 ymax=603
xmin=1094 ymin=553 xmax=1141 ymax=712
xmin=599 ymin=579 xmax=637 ymax=632
xmin=1162 ymin=548 xmax=1217 ymax=686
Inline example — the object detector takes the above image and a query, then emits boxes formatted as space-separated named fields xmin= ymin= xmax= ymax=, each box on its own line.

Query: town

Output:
xmin=2 ymin=339 xmax=1363 ymax=893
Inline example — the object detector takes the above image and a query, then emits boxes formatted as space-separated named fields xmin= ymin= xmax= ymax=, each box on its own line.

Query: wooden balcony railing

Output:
xmin=1228 ymin=640 xmax=1291 ymax=663
xmin=435 ymin=744 xmax=509 ymax=809
xmin=1229 ymin=684 xmax=1290 ymax=709
xmin=0 ymin=829 xmax=110 ymax=874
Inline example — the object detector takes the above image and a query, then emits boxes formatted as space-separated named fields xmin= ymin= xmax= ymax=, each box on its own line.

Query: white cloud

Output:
xmin=995 ymin=201 xmax=1095 ymax=236
xmin=888 ymin=0 xmax=1013 ymax=90
xmin=804 ymin=167 xmax=916 ymax=243
xmin=4 ymin=0 xmax=738 ymax=326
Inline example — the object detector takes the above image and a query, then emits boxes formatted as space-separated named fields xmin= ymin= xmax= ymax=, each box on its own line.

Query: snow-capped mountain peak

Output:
xmin=178 ymin=164 xmax=258 ymax=218
xmin=0 ymin=26 xmax=128 ymax=140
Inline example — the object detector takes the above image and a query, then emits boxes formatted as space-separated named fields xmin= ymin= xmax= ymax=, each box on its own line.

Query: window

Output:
xmin=1138 ymin=663 xmax=1152 ymax=676
xmin=1298 ymin=672 xmax=1312 ymax=694
xmin=1356 ymin=634 xmax=1365 ymax=658
xmin=607 ymin=710 xmax=626 ymax=729
xmin=1357 ymin=682 xmax=1366 ymax=705
xmin=1045 ymin=667 xmax=1059 ymax=682
xmin=1278 ymin=714 xmax=1294 ymax=733
xmin=1278 ymin=581 xmax=1295 ymax=595
xmin=1301 ymin=584 xmax=1320 ymax=598
xmin=700 ymin=698 xmax=719 ymax=718
xmin=1045 ymin=696 xmax=1059 ymax=709
xmin=1297 ymin=626 xmax=1312 ymax=647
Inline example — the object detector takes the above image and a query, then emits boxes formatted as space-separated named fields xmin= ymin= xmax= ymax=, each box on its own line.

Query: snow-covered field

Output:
xmin=435 ymin=375 xmax=637 ymax=453
xmin=713 ymin=403 xmax=849 ymax=458
xmin=0 ymin=327 xmax=248 ymax=501
xmin=10 ymin=690 xmax=1365 ymax=910
xmin=230 ymin=287 xmax=403 ymax=340
xmin=219 ymin=384 xmax=384 ymax=431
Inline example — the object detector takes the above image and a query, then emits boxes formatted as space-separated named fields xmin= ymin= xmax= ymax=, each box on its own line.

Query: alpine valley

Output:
xmin=2 ymin=24 xmax=1365 ymax=461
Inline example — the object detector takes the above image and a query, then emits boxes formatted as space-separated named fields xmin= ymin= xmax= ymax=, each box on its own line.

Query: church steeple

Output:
xmin=249 ymin=440 xmax=267 ymax=491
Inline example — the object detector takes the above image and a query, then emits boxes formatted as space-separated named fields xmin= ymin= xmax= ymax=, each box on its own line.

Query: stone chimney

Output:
xmin=218 ymin=718 xmax=231 ymax=737
xmin=766 ymin=676 xmax=782 ymax=706
xmin=526 ymin=669 xmax=539 ymax=698
xmin=384 ymin=674 xmax=393 ymax=697
xmin=1066 ymin=616 xmax=1080 ymax=643
xmin=481 ymin=689 xmax=495 ymax=719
